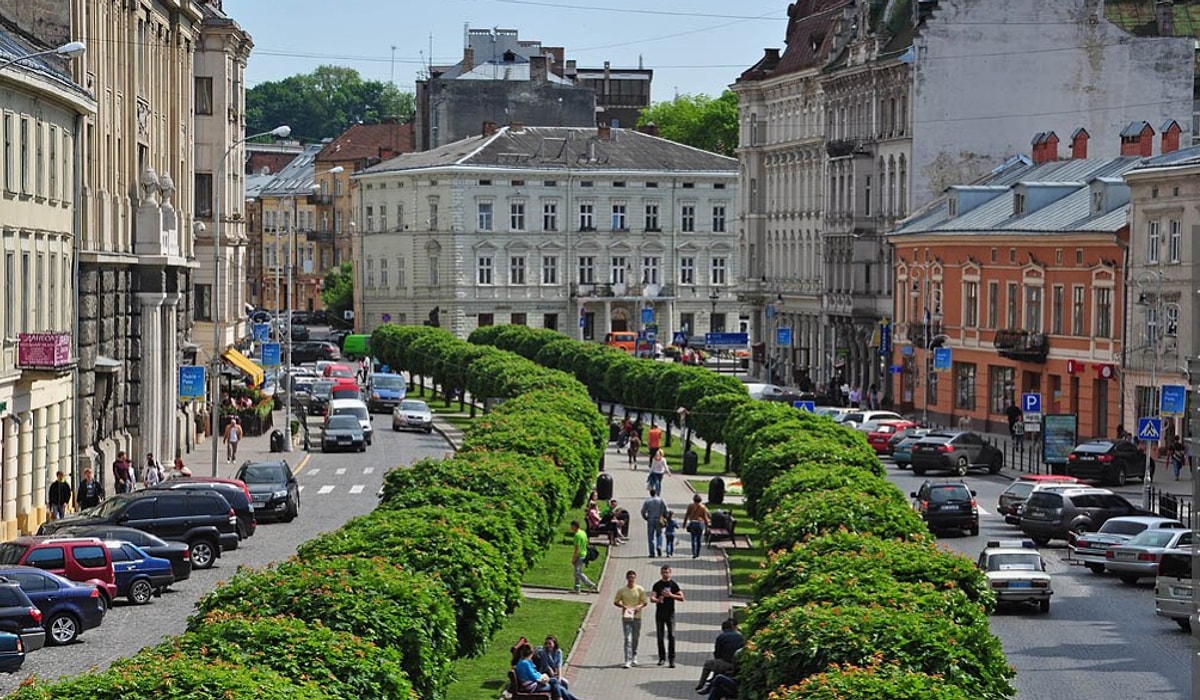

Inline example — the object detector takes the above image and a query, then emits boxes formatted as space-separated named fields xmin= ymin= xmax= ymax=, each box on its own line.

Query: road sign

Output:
xmin=381 ymin=313 xmax=392 ymax=323
xmin=178 ymin=366 xmax=206 ymax=400
xmin=1137 ymin=416 xmax=1163 ymax=441
xmin=1022 ymin=393 xmax=1042 ymax=414
xmin=705 ymin=332 xmax=748 ymax=348
xmin=878 ymin=322 xmax=892 ymax=356
xmin=641 ymin=307 xmax=655 ymax=324
xmin=672 ymin=331 xmax=688 ymax=346
xmin=252 ymin=323 xmax=270 ymax=343
xmin=932 ymin=347 xmax=952 ymax=371
xmin=793 ymin=400 xmax=816 ymax=412
xmin=765 ymin=304 xmax=776 ymax=320
xmin=645 ymin=331 xmax=657 ymax=343
xmin=901 ymin=345 xmax=914 ymax=357
xmin=888 ymin=364 xmax=904 ymax=374
xmin=261 ymin=342 xmax=282 ymax=368
xmin=1023 ymin=414 xmax=1042 ymax=432
xmin=776 ymin=327 xmax=792 ymax=347
xmin=1160 ymin=384 xmax=1187 ymax=416
xmin=579 ymin=315 xmax=586 ymax=328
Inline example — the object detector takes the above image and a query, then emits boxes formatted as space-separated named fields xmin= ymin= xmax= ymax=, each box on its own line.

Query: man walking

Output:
xmin=76 ymin=468 xmax=103 ymax=510
xmin=641 ymin=488 xmax=669 ymax=558
xmin=223 ymin=416 xmax=244 ymax=463
xmin=112 ymin=451 xmax=134 ymax=494
xmin=612 ymin=570 xmax=647 ymax=668
xmin=47 ymin=472 xmax=72 ymax=520
xmin=650 ymin=565 xmax=683 ymax=668
xmin=646 ymin=423 xmax=663 ymax=465
xmin=696 ymin=618 xmax=744 ymax=693
xmin=569 ymin=521 xmax=598 ymax=594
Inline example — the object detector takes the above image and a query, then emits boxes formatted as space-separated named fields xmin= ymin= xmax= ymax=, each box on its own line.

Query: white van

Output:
xmin=326 ymin=398 xmax=374 ymax=445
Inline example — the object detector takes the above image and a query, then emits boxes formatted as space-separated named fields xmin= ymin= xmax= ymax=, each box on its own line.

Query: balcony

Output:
xmin=905 ymin=321 xmax=944 ymax=347
xmin=306 ymin=230 xmax=334 ymax=244
xmin=307 ymin=193 xmax=333 ymax=206
xmin=993 ymin=329 xmax=1050 ymax=362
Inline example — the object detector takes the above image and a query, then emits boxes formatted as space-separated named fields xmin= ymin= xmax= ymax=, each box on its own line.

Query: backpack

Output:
xmin=584 ymin=544 xmax=600 ymax=566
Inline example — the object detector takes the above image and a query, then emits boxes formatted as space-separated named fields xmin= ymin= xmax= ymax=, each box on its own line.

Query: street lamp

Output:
xmin=1132 ymin=268 xmax=1179 ymax=509
xmin=0 ymin=40 xmax=86 ymax=73
xmin=909 ymin=264 xmax=942 ymax=427
xmin=211 ymin=125 xmax=290 ymax=477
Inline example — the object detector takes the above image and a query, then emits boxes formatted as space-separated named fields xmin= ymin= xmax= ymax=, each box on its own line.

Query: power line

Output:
xmin=486 ymin=0 xmax=783 ymax=20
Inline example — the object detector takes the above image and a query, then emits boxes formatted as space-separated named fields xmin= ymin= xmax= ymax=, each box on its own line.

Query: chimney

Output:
xmin=463 ymin=47 xmax=474 ymax=73
xmin=1160 ymin=119 xmax=1182 ymax=154
xmin=1043 ymin=131 xmax=1059 ymax=162
xmin=598 ymin=124 xmax=612 ymax=140
xmin=1157 ymin=0 xmax=1175 ymax=36
xmin=1031 ymin=132 xmax=1046 ymax=164
xmin=639 ymin=122 xmax=660 ymax=137
xmin=530 ymin=55 xmax=548 ymax=84
xmin=1071 ymin=127 xmax=1090 ymax=159
xmin=482 ymin=121 xmax=498 ymax=137
xmin=510 ymin=121 xmax=525 ymax=132
xmin=1120 ymin=121 xmax=1154 ymax=157
xmin=545 ymin=47 xmax=565 ymax=77
xmin=565 ymin=59 xmax=578 ymax=80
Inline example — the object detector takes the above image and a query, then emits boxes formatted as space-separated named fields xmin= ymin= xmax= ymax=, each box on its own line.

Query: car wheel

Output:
xmin=912 ymin=465 xmax=926 ymax=476
xmin=1085 ymin=563 xmax=1105 ymax=574
xmin=1032 ymin=536 xmax=1051 ymax=546
xmin=393 ymin=423 xmax=400 ymax=432
xmin=283 ymin=498 xmax=298 ymax=523
xmin=425 ymin=427 xmax=433 ymax=434
xmin=1115 ymin=465 xmax=1128 ymax=487
xmin=46 ymin=612 xmax=80 ymax=645
xmin=129 ymin=578 xmax=154 ymax=605
xmin=1038 ymin=599 xmax=1050 ymax=614
xmin=1175 ymin=617 xmax=1192 ymax=631
xmin=189 ymin=539 xmax=217 ymax=570
xmin=954 ymin=456 xmax=970 ymax=476
xmin=969 ymin=522 xmax=979 ymax=536
xmin=357 ymin=445 xmax=366 ymax=452
xmin=1119 ymin=575 xmax=1140 ymax=585
xmin=988 ymin=455 xmax=1003 ymax=475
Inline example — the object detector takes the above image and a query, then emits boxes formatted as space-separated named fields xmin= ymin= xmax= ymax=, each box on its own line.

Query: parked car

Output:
xmin=836 ymin=409 xmax=902 ymax=426
xmin=330 ymin=380 xmax=361 ymax=401
xmin=1018 ymin=487 xmax=1152 ymax=546
xmin=0 ymin=567 xmax=104 ymax=645
xmin=976 ymin=540 xmax=1052 ymax=613
xmin=0 ymin=579 xmax=43 ymax=655
xmin=289 ymin=324 xmax=310 ymax=342
xmin=860 ymin=419 xmax=919 ymax=454
xmin=104 ymin=542 xmax=174 ymax=605
xmin=1155 ymin=549 xmax=1197 ymax=630
xmin=290 ymin=341 xmax=340 ymax=365
xmin=889 ymin=428 xmax=932 ymax=469
xmin=365 ymin=372 xmax=407 ymax=413
xmin=1104 ymin=528 xmax=1193 ymax=584
xmin=234 ymin=460 xmax=300 ymax=522
xmin=997 ymin=475 xmax=1082 ymax=525
xmin=322 ymin=415 xmax=366 ymax=453
xmin=0 ymin=631 xmax=24 ymax=672
xmin=0 ymin=537 xmax=117 ymax=608
xmin=323 ymin=364 xmax=356 ymax=381
xmin=38 ymin=491 xmax=239 ymax=570
xmin=745 ymin=383 xmax=809 ymax=404
xmin=48 ymin=526 xmax=190 ymax=582
xmin=326 ymin=398 xmax=374 ymax=445
xmin=1072 ymin=516 xmax=1185 ymax=574
xmin=910 ymin=431 xmax=1004 ymax=476
xmin=1066 ymin=439 xmax=1153 ymax=486
xmin=150 ymin=480 xmax=257 ymax=541
xmin=392 ymin=399 xmax=434 ymax=433
xmin=306 ymin=380 xmax=337 ymax=416
xmin=910 ymin=480 xmax=979 ymax=536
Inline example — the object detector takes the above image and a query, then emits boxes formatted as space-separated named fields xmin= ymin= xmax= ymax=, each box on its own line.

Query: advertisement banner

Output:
xmin=1042 ymin=414 xmax=1078 ymax=466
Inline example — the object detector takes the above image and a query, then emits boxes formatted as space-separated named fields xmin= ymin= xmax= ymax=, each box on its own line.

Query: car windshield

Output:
xmin=92 ymin=495 xmax=133 ymax=518
xmin=1125 ymin=530 xmax=1181 ymax=547
xmin=238 ymin=465 xmax=286 ymax=484
xmin=372 ymin=376 xmax=404 ymax=389
xmin=1099 ymin=520 xmax=1150 ymax=536
xmin=0 ymin=543 xmax=26 ymax=565
xmin=311 ymin=382 xmax=335 ymax=398
xmin=327 ymin=415 xmax=360 ymax=430
xmin=987 ymin=553 xmax=1042 ymax=572
xmin=329 ymin=368 xmax=354 ymax=378
xmin=1075 ymin=441 xmax=1114 ymax=453
xmin=928 ymin=486 xmax=970 ymax=503
xmin=1004 ymin=483 xmax=1035 ymax=498
xmin=399 ymin=400 xmax=428 ymax=412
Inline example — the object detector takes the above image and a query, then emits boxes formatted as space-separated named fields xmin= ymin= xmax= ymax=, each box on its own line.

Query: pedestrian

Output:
xmin=533 ymin=635 xmax=582 ymax=700
xmin=112 ymin=451 xmax=134 ymax=494
xmin=612 ymin=570 xmax=647 ymax=668
xmin=867 ymin=383 xmax=879 ymax=409
xmin=143 ymin=453 xmax=163 ymax=489
xmin=646 ymin=448 xmax=670 ymax=493
xmin=641 ymin=488 xmax=669 ymax=558
xmin=171 ymin=453 xmax=192 ymax=479
xmin=1170 ymin=436 xmax=1187 ymax=480
xmin=684 ymin=493 xmax=710 ymax=558
xmin=848 ymin=385 xmax=861 ymax=408
xmin=1005 ymin=403 xmax=1023 ymax=438
xmin=650 ymin=564 xmax=683 ymax=668
xmin=570 ymin=521 xmax=599 ymax=594
xmin=47 ymin=471 xmax=71 ymax=520
xmin=76 ymin=468 xmax=103 ymax=510
xmin=223 ymin=416 xmax=244 ymax=463
xmin=646 ymin=424 xmax=663 ymax=465
xmin=626 ymin=431 xmax=641 ymax=469
xmin=663 ymin=511 xmax=678 ymax=557
xmin=696 ymin=618 xmax=744 ymax=693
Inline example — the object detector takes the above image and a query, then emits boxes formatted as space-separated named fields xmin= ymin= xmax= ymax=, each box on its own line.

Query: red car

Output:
xmin=0 ymin=537 xmax=119 ymax=609
xmin=861 ymin=420 xmax=919 ymax=454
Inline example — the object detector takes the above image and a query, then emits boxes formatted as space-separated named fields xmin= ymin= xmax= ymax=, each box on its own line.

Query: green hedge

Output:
xmin=770 ymin=660 xmax=976 ymax=700
xmin=462 ymin=411 xmax=594 ymax=508
xmin=758 ymin=487 xmax=927 ymax=551
xmin=755 ymin=465 xmax=901 ymax=519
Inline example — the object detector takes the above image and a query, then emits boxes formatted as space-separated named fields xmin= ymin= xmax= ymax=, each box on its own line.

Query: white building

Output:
xmin=355 ymin=124 xmax=739 ymax=342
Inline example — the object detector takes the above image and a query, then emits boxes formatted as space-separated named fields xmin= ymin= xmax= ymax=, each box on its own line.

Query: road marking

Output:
xmin=977 ymin=506 xmax=991 ymax=516
xmin=298 ymin=485 xmax=305 ymax=493
xmin=363 ymin=467 xmax=375 ymax=474
xmin=318 ymin=485 xmax=335 ymax=495
xmin=336 ymin=468 xmax=346 ymax=475
xmin=307 ymin=468 xmax=320 ymax=476
xmin=349 ymin=484 xmax=364 ymax=494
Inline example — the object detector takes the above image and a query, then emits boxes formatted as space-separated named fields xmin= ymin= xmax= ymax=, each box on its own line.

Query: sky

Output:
xmin=221 ymin=0 xmax=788 ymax=102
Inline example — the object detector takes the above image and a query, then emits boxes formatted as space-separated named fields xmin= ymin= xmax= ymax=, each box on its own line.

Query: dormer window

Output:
xmin=947 ymin=197 xmax=958 ymax=217
xmin=1092 ymin=190 xmax=1103 ymax=214
xmin=1013 ymin=192 xmax=1026 ymax=216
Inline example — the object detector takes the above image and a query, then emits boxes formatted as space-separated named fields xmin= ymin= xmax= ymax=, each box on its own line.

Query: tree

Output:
xmin=321 ymin=262 xmax=353 ymax=325
xmin=246 ymin=66 xmax=416 ymax=143
xmin=637 ymin=91 xmax=738 ymax=156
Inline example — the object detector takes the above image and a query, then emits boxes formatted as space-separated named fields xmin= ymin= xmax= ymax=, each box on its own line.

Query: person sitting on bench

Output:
xmin=587 ymin=499 xmax=624 ymax=545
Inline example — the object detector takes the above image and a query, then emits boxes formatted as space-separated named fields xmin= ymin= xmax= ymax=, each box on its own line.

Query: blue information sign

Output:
xmin=252 ymin=323 xmax=270 ymax=343
xmin=888 ymin=364 xmax=904 ymax=374
xmin=672 ymin=331 xmax=688 ymax=346
xmin=261 ymin=343 xmax=282 ymax=368
xmin=705 ymin=332 xmax=749 ymax=348
xmin=793 ymin=400 xmax=816 ymax=412
xmin=932 ymin=347 xmax=952 ymax=371
xmin=178 ymin=366 xmax=206 ymax=400
xmin=1137 ymin=416 xmax=1163 ymax=442
xmin=1160 ymin=384 xmax=1187 ymax=416
xmin=878 ymin=322 xmax=892 ymax=357
xmin=776 ymin=327 xmax=792 ymax=347
xmin=641 ymin=307 xmax=655 ymax=324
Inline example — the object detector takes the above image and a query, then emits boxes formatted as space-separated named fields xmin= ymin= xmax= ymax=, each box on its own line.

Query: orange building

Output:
xmin=888 ymin=151 xmax=1133 ymax=439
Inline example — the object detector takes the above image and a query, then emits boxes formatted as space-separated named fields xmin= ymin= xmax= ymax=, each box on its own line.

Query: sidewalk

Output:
xmin=186 ymin=415 xmax=314 ymax=480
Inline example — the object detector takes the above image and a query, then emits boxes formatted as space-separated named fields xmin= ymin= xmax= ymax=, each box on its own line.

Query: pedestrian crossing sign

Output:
xmin=1136 ymin=416 xmax=1162 ymax=442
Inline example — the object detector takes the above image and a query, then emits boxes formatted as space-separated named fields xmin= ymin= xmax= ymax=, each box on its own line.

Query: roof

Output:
xmin=260 ymin=144 xmax=322 ymax=196
xmin=316 ymin=122 xmax=414 ymax=164
xmin=0 ymin=20 xmax=92 ymax=103
xmin=244 ymin=172 xmax=274 ymax=200
xmin=1126 ymin=144 xmax=1200 ymax=173
xmin=359 ymin=126 xmax=738 ymax=176
xmin=455 ymin=62 xmax=573 ymax=84
xmin=739 ymin=0 xmax=851 ymax=82
xmin=1105 ymin=0 xmax=1200 ymax=37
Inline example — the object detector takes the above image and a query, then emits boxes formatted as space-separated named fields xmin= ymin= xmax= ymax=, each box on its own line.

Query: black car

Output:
xmin=38 ymin=491 xmax=239 ymax=570
xmin=291 ymin=341 xmax=340 ymax=365
xmin=290 ymin=324 xmax=310 ymax=342
xmin=322 ymin=414 xmax=366 ymax=453
xmin=0 ymin=631 xmax=23 ymax=673
xmin=0 ymin=567 xmax=104 ymax=646
xmin=910 ymin=480 xmax=979 ymax=536
xmin=234 ymin=460 xmax=300 ymax=522
xmin=1066 ymin=439 xmax=1153 ymax=486
xmin=49 ymin=526 xmax=191 ymax=582
xmin=306 ymin=380 xmax=337 ymax=416
xmin=910 ymin=431 xmax=1004 ymax=476
xmin=150 ymin=480 xmax=257 ymax=541
xmin=1019 ymin=487 xmax=1152 ymax=545
xmin=0 ymin=579 xmax=44 ymax=655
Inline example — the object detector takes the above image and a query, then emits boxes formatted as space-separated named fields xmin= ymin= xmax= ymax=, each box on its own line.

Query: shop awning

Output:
xmin=221 ymin=347 xmax=264 ymax=388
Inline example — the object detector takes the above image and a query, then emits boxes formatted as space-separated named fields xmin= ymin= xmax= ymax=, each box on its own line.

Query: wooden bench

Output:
xmin=507 ymin=669 xmax=552 ymax=700
xmin=706 ymin=511 xmax=751 ymax=549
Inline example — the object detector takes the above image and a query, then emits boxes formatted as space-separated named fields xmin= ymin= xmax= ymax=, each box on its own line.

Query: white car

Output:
xmin=392 ymin=399 xmax=434 ymax=433
xmin=977 ymin=540 xmax=1053 ymax=613
xmin=836 ymin=410 xmax=902 ymax=426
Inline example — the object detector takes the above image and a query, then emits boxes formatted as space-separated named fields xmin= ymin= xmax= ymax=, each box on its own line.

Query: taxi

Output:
xmin=977 ymin=539 xmax=1052 ymax=614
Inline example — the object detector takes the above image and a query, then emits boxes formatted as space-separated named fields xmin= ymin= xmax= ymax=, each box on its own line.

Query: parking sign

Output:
xmin=1022 ymin=393 xmax=1042 ymax=415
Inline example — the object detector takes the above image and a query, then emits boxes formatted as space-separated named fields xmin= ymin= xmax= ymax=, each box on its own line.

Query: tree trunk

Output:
xmin=665 ymin=420 xmax=673 ymax=447
xmin=704 ymin=441 xmax=713 ymax=465
xmin=684 ymin=427 xmax=693 ymax=453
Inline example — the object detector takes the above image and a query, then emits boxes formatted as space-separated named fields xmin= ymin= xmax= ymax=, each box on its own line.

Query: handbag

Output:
xmin=658 ymin=514 xmax=668 ymax=529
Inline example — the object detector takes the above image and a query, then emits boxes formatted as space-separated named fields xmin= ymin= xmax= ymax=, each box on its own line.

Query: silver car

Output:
xmin=1104 ymin=528 xmax=1193 ymax=584
xmin=391 ymin=399 xmax=433 ymax=433
xmin=1072 ymin=516 xmax=1185 ymax=574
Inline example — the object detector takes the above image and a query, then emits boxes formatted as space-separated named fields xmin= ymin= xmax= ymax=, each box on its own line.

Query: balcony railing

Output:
xmin=307 ymin=193 xmax=333 ymax=205
xmin=306 ymin=230 xmax=334 ymax=244
xmin=993 ymin=329 xmax=1050 ymax=362
xmin=905 ymin=321 xmax=943 ymax=347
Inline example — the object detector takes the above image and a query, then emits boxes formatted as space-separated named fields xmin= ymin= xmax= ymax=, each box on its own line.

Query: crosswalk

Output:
xmin=291 ymin=464 xmax=382 ymax=498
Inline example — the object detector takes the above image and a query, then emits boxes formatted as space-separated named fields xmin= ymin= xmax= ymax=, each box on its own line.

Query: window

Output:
xmin=986 ymin=281 xmax=998 ymax=329
xmin=396 ymin=204 xmax=405 ymax=230
xmin=611 ymin=203 xmax=628 ymax=230
xmin=1024 ymin=286 xmax=1042 ymax=332
xmin=48 ymin=253 xmax=56 ymax=327
xmin=428 ymin=255 xmax=440 ymax=286
xmin=641 ymin=257 xmax=660 ymax=285
xmin=989 ymin=365 xmax=1016 ymax=415
xmin=578 ymin=256 xmax=595 ymax=284
xmin=25 ymin=547 xmax=65 ymax=570
xmin=477 ymin=201 xmax=494 ymax=231
xmin=1051 ymin=285 xmax=1064 ymax=335
xmin=680 ymin=312 xmax=695 ymax=334
xmin=680 ymin=204 xmax=696 ymax=232
xmin=2 ymin=113 xmax=11 ymax=192
xmin=365 ymin=258 xmax=375 ymax=288
xmin=478 ymin=313 xmax=494 ymax=327
xmin=48 ymin=125 xmax=58 ymax=199
xmin=18 ymin=117 xmax=28 ymax=195
xmin=543 ymin=313 xmax=558 ymax=330
xmin=712 ymin=204 xmax=726 ymax=232
xmin=542 ymin=255 xmax=558 ymax=285
xmin=1005 ymin=282 xmax=1018 ymax=329
xmin=1013 ymin=192 xmax=1026 ymax=215
xmin=194 ymin=173 xmax=213 ymax=218
xmin=1166 ymin=303 xmax=1180 ymax=337
xmin=60 ymin=131 xmax=69 ymax=202
xmin=864 ymin=176 xmax=871 ymax=216
xmin=955 ymin=362 xmax=976 ymax=410
xmin=380 ymin=206 xmax=388 ymax=232
xmin=365 ymin=205 xmax=374 ymax=232
xmin=711 ymin=313 xmax=726 ymax=333
xmin=1169 ymin=219 xmax=1182 ymax=262
xmin=578 ymin=203 xmax=595 ymax=230
xmin=1095 ymin=288 xmax=1112 ymax=338
xmin=679 ymin=257 xmax=695 ymax=285
xmin=380 ymin=258 xmax=389 ymax=287
xmin=195 ymin=284 xmax=212 ymax=321
xmin=396 ymin=256 xmax=406 ymax=287
xmin=1072 ymin=286 xmax=1085 ymax=335
xmin=428 ymin=198 xmax=439 ymax=229
xmin=1145 ymin=305 xmax=1158 ymax=343
xmin=34 ymin=122 xmax=42 ymax=198
xmin=511 ymin=313 xmax=527 ymax=326
xmin=510 ymin=201 xmax=526 ymax=231
xmin=195 ymin=77 xmax=213 ymax=115
xmin=477 ymin=256 xmax=494 ymax=285
xmin=509 ymin=256 xmax=526 ymax=285
xmin=543 ymin=202 xmax=558 ymax=231
xmin=644 ymin=203 xmax=660 ymax=231
xmin=611 ymin=256 xmax=627 ymax=285
xmin=1148 ymin=219 xmax=1160 ymax=263
xmin=964 ymin=281 xmax=979 ymax=327
xmin=711 ymin=257 xmax=727 ymax=285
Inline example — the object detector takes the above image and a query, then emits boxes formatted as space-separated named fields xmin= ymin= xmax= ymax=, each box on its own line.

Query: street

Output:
xmin=0 ymin=414 xmax=448 ymax=693
xmin=880 ymin=456 xmax=1193 ymax=699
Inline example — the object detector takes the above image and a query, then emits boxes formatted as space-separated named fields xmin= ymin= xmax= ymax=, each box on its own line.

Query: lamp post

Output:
xmin=0 ymin=40 xmax=85 ymax=73
xmin=211 ymin=125 xmax=290 ymax=477
xmin=1132 ymin=268 xmax=1178 ymax=509
xmin=909 ymin=263 xmax=942 ymax=427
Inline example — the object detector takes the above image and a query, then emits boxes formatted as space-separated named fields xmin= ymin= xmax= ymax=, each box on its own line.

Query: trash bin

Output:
xmin=708 ymin=476 xmax=726 ymax=505
xmin=269 ymin=429 xmax=285 ymax=453
xmin=609 ymin=421 xmax=621 ymax=443
xmin=682 ymin=450 xmax=699 ymax=475
xmin=595 ymin=472 xmax=614 ymax=502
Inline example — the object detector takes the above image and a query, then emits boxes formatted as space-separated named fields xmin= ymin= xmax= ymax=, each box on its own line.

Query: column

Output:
xmin=59 ymin=399 xmax=73 ymax=483
xmin=32 ymin=408 xmax=48 ymax=527
xmin=603 ymin=300 xmax=612 ymax=333
xmin=2 ymin=417 xmax=14 ymax=539
xmin=17 ymin=412 xmax=32 ymax=533
xmin=138 ymin=293 xmax=166 ymax=463
xmin=162 ymin=293 xmax=182 ymax=463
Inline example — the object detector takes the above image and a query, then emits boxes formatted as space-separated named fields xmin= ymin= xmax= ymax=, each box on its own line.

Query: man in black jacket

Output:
xmin=47 ymin=472 xmax=72 ymax=520
xmin=696 ymin=618 xmax=743 ymax=693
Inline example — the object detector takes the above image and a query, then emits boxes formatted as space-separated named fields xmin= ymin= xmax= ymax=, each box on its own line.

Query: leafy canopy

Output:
xmin=321 ymin=261 xmax=354 ymax=323
xmin=637 ymin=91 xmax=738 ymax=156
xmin=246 ymin=65 xmax=415 ymax=142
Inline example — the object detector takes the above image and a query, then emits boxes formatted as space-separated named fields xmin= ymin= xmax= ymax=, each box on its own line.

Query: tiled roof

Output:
xmin=316 ymin=122 xmax=414 ymax=164
xmin=738 ymin=0 xmax=851 ymax=81
xmin=359 ymin=126 xmax=737 ymax=176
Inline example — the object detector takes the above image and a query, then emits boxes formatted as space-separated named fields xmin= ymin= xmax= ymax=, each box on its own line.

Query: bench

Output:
xmin=706 ymin=511 xmax=751 ymax=549
xmin=507 ymin=669 xmax=552 ymax=700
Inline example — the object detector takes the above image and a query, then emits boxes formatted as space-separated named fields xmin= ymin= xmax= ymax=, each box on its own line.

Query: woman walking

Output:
xmin=647 ymin=449 xmax=670 ymax=493
xmin=683 ymin=494 xmax=710 ymax=559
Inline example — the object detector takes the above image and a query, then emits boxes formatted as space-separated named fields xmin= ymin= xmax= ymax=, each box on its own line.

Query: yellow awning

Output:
xmin=221 ymin=347 xmax=264 ymax=388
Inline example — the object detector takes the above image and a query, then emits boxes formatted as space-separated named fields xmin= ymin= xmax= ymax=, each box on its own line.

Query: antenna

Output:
xmin=390 ymin=45 xmax=397 ymax=85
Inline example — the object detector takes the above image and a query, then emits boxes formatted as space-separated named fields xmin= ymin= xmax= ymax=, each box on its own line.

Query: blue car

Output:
xmin=104 ymin=542 xmax=174 ymax=605
xmin=0 ymin=631 xmax=24 ymax=672
xmin=0 ymin=566 xmax=106 ymax=645
xmin=890 ymin=428 xmax=932 ymax=469
xmin=365 ymin=372 xmax=407 ymax=413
